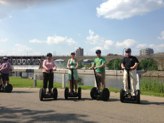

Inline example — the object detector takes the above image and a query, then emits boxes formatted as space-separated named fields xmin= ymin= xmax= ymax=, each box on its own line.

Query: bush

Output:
xmin=139 ymin=58 xmax=158 ymax=71
xmin=107 ymin=58 xmax=122 ymax=70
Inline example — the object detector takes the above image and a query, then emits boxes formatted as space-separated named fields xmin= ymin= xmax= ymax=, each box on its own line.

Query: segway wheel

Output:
xmin=0 ymin=84 xmax=3 ymax=92
xmin=65 ymin=87 xmax=69 ymax=99
xmin=136 ymin=90 xmax=140 ymax=104
xmin=78 ymin=87 xmax=81 ymax=100
xmin=5 ymin=84 xmax=13 ymax=93
xmin=101 ymin=88 xmax=110 ymax=101
xmin=39 ymin=88 xmax=44 ymax=101
xmin=90 ymin=87 xmax=98 ymax=100
xmin=120 ymin=89 xmax=125 ymax=103
xmin=53 ymin=88 xmax=58 ymax=100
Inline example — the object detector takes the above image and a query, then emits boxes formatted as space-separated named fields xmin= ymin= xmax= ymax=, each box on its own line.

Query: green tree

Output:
xmin=139 ymin=58 xmax=158 ymax=71
xmin=107 ymin=59 xmax=122 ymax=70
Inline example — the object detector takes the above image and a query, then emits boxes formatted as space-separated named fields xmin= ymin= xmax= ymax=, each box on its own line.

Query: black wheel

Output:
xmin=39 ymin=88 xmax=44 ymax=101
xmin=136 ymin=90 xmax=140 ymax=104
xmin=0 ymin=84 xmax=3 ymax=92
xmin=64 ymin=87 xmax=69 ymax=99
xmin=101 ymin=88 xmax=110 ymax=101
xmin=120 ymin=89 xmax=125 ymax=103
xmin=53 ymin=88 xmax=58 ymax=100
xmin=5 ymin=84 xmax=13 ymax=93
xmin=90 ymin=87 xmax=98 ymax=100
xmin=78 ymin=87 xmax=81 ymax=99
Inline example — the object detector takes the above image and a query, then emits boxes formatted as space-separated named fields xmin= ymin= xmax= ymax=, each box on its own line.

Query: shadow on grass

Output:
xmin=0 ymin=106 xmax=97 ymax=123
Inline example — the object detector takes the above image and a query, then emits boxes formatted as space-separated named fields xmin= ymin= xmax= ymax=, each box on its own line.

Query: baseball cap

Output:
xmin=125 ymin=48 xmax=131 ymax=53
xmin=96 ymin=49 xmax=101 ymax=54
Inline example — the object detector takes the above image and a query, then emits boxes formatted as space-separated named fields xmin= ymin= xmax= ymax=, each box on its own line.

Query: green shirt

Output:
xmin=94 ymin=57 xmax=106 ymax=73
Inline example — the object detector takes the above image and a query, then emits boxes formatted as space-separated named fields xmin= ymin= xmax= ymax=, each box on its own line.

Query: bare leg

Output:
xmin=74 ymin=80 xmax=78 ymax=92
xmin=70 ymin=80 xmax=73 ymax=93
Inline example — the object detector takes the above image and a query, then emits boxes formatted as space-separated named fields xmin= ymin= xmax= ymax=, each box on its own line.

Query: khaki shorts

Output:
xmin=96 ymin=72 xmax=105 ymax=83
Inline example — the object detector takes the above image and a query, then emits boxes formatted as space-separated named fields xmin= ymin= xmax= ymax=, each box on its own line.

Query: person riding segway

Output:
xmin=0 ymin=57 xmax=13 ymax=93
xmin=89 ymin=50 xmax=110 ymax=101
xmin=39 ymin=53 xmax=58 ymax=101
xmin=64 ymin=52 xmax=81 ymax=100
xmin=120 ymin=48 xmax=140 ymax=103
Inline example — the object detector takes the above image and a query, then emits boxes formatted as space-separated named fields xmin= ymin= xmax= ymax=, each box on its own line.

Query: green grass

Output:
xmin=10 ymin=77 xmax=62 ymax=88
xmin=140 ymin=77 xmax=164 ymax=97
xmin=10 ymin=77 xmax=164 ymax=97
xmin=10 ymin=77 xmax=120 ymax=92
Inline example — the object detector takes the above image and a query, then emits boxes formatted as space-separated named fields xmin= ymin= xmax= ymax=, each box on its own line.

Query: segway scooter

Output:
xmin=64 ymin=68 xmax=81 ymax=100
xmin=120 ymin=68 xmax=140 ymax=104
xmin=0 ymin=74 xmax=13 ymax=93
xmin=39 ymin=70 xmax=58 ymax=101
xmin=0 ymin=83 xmax=13 ymax=93
xmin=90 ymin=68 xmax=110 ymax=101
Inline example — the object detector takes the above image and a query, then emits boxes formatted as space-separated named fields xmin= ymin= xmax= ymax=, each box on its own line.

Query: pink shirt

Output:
xmin=42 ymin=59 xmax=55 ymax=73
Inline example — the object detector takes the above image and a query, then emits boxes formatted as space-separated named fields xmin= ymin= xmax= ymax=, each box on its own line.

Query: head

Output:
xmin=46 ymin=53 xmax=52 ymax=61
xmin=3 ymin=56 xmax=8 ymax=62
xmin=71 ymin=52 xmax=75 ymax=59
xmin=125 ymin=48 xmax=131 ymax=57
xmin=96 ymin=49 xmax=101 ymax=57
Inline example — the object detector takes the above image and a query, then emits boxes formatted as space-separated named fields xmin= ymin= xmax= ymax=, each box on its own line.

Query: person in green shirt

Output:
xmin=90 ymin=49 xmax=106 ymax=91
xmin=67 ymin=52 xmax=79 ymax=93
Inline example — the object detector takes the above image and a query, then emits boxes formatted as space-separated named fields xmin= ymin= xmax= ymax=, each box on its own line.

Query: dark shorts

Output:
xmin=1 ymin=73 xmax=9 ymax=82
xmin=96 ymin=72 xmax=105 ymax=83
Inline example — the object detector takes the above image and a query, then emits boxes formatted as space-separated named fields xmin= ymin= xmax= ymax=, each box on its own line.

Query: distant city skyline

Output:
xmin=0 ymin=0 xmax=164 ymax=56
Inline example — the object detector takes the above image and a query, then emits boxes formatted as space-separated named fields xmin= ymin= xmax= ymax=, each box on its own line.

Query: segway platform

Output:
xmin=120 ymin=69 xmax=141 ymax=104
xmin=0 ymin=84 xmax=13 ymax=93
xmin=90 ymin=69 xmax=110 ymax=101
xmin=90 ymin=87 xmax=110 ymax=101
xmin=39 ymin=88 xmax=58 ymax=101
xmin=64 ymin=87 xmax=81 ymax=100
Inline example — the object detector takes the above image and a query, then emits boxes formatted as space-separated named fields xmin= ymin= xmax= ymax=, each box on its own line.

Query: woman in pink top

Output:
xmin=42 ymin=53 xmax=56 ymax=93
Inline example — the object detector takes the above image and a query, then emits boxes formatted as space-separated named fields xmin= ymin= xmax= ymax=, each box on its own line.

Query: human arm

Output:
xmin=42 ymin=60 xmax=49 ymax=71
xmin=130 ymin=63 xmax=138 ymax=70
xmin=89 ymin=61 xmax=95 ymax=69
xmin=67 ymin=59 xmax=70 ymax=69
xmin=121 ymin=63 xmax=125 ymax=69
xmin=130 ymin=57 xmax=139 ymax=70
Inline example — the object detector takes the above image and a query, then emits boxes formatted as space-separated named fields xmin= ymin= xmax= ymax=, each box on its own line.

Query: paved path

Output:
xmin=0 ymin=88 xmax=164 ymax=123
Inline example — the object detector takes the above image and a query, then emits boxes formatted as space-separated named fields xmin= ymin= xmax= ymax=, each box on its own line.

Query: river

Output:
xmin=53 ymin=73 xmax=164 ymax=89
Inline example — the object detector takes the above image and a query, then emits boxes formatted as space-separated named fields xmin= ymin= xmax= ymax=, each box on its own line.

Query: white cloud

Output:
xmin=86 ymin=30 xmax=102 ymax=44
xmin=104 ymin=40 xmax=114 ymax=49
xmin=91 ymin=46 xmax=103 ymax=53
xmin=158 ymin=31 xmax=164 ymax=40
xmin=0 ymin=0 xmax=59 ymax=19
xmin=9 ymin=43 xmax=41 ymax=55
xmin=29 ymin=35 xmax=77 ymax=46
xmin=29 ymin=39 xmax=44 ymax=44
xmin=47 ymin=35 xmax=76 ymax=46
xmin=136 ymin=43 xmax=164 ymax=53
xmin=97 ymin=0 xmax=164 ymax=20
xmin=0 ymin=37 xmax=8 ymax=43
xmin=116 ymin=39 xmax=136 ymax=48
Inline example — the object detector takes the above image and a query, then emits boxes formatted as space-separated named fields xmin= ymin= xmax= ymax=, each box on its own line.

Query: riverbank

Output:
xmin=54 ymin=69 xmax=164 ymax=77
xmin=10 ymin=77 xmax=164 ymax=97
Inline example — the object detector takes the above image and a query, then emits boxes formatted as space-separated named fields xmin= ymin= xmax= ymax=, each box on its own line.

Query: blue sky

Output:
xmin=0 ymin=0 xmax=164 ymax=56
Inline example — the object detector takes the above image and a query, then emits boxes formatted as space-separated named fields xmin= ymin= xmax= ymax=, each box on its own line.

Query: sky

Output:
xmin=0 ymin=0 xmax=164 ymax=56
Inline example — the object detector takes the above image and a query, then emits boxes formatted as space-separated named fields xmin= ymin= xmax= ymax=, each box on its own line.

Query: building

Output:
xmin=76 ymin=47 xmax=84 ymax=56
xmin=140 ymin=48 xmax=154 ymax=56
